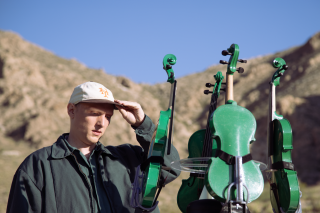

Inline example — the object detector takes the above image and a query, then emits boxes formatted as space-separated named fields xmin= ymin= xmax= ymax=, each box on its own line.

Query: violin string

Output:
xmin=200 ymin=85 xmax=218 ymax=177
xmin=202 ymin=94 xmax=212 ymax=158
xmin=196 ymin=79 xmax=219 ymax=190
xmin=204 ymin=88 xmax=217 ymax=158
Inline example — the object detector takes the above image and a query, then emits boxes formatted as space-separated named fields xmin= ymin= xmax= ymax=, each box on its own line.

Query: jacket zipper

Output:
xmin=71 ymin=153 xmax=95 ymax=213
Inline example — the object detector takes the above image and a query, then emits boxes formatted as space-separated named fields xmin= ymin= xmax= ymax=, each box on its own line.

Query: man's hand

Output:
xmin=114 ymin=100 xmax=145 ymax=127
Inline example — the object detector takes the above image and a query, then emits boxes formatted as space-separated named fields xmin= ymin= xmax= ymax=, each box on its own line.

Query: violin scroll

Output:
xmin=163 ymin=54 xmax=177 ymax=83
xmin=214 ymin=71 xmax=224 ymax=82
xmin=271 ymin=57 xmax=288 ymax=86
xmin=221 ymin=44 xmax=246 ymax=75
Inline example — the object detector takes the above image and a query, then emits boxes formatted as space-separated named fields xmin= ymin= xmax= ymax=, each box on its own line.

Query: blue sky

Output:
xmin=1 ymin=1 xmax=320 ymax=84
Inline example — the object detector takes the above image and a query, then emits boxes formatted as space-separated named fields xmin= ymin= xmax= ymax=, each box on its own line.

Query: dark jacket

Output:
xmin=7 ymin=116 xmax=180 ymax=213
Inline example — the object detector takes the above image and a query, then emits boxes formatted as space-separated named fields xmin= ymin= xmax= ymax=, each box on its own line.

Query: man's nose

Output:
xmin=97 ymin=115 xmax=107 ymax=127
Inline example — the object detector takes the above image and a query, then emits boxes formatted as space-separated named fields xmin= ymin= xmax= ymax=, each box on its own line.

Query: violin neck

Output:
xmin=269 ymin=83 xmax=276 ymax=120
xmin=201 ymin=89 xmax=218 ymax=157
xmin=267 ymin=83 xmax=276 ymax=168
xmin=168 ymin=82 xmax=175 ymax=109
xmin=225 ymin=73 xmax=234 ymax=103
xmin=267 ymin=83 xmax=276 ymax=131
xmin=166 ymin=80 xmax=177 ymax=155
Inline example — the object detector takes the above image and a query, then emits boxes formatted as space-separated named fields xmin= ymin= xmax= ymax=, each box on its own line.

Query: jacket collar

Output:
xmin=51 ymin=133 xmax=118 ymax=159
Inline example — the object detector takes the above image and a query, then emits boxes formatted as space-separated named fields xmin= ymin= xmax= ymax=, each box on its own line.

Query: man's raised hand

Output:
xmin=114 ymin=100 xmax=145 ymax=127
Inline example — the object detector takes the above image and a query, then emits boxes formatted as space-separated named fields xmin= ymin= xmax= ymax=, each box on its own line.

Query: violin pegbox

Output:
xmin=220 ymin=44 xmax=247 ymax=74
xmin=203 ymin=72 xmax=225 ymax=95
xmin=271 ymin=57 xmax=289 ymax=86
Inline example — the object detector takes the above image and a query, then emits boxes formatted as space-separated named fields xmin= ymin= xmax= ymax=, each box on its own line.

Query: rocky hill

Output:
xmin=0 ymin=30 xmax=320 ymax=212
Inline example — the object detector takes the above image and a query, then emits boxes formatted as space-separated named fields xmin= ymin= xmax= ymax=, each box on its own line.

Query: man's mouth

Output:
xmin=92 ymin=130 xmax=102 ymax=136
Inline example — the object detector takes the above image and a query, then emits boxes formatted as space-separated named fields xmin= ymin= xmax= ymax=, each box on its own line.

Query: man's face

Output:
xmin=68 ymin=102 xmax=114 ymax=146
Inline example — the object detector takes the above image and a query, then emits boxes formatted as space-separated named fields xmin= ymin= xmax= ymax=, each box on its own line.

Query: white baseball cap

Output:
xmin=68 ymin=82 xmax=121 ymax=107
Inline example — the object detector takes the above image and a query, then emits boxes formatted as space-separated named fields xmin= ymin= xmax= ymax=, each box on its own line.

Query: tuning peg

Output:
xmin=238 ymin=59 xmax=247 ymax=63
xmin=282 ymin=65 xmax=288 ymax=70
xmin=275 ymin=72 xmax=284 ymax=78
xmin=222 ymin=50 xmax=232 ymax=56
xmin=206 ymin=83 xmax=214 ymax=88
xmin=204 ymin=90 xmax=213 ymax=95
xmin=220 ymin=60 xmax=229 ymax=65
xmin=236 ymin=67 xmax=244 ymax=73
xmin=220 ymin=88 xmax=226 ymax=91
xmin=166 ymin=64 xmax=172 ymax=70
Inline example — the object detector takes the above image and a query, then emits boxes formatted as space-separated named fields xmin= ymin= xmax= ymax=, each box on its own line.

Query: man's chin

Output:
xmin=87 ymin=135 xmax=101 ymax=144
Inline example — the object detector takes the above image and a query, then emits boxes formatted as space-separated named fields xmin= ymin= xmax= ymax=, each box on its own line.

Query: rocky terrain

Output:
xmin=0 ymin=30 xmax=319 ymax=212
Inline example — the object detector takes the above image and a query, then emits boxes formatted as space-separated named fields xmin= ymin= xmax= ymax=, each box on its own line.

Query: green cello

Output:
xmin=176 ymin=71 xmax=224 ymax=213
xmin=267 ymin=58 xmax=301 ymax=213
xmin=205 ymin=44 xmax=264 ymax=205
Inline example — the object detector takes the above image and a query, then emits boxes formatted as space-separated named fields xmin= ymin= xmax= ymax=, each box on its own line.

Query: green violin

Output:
xmin=267 ymin=58 xmax=301 ymax=213
xmin=176 ymin=71 xmax=224 ymax=213
xmin=141 ymin=54 xmax=177 ymax=208
xmin=205 ymin=44 xmax=264 ymax=204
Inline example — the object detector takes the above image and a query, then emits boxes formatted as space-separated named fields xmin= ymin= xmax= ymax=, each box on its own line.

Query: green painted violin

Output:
xmin=141 ymin=54 xmax=177 ymax=207
xmin=205 ymin=44 xmax=264 ymax=203
xmin=130 ymin=54 xmax=177 ymax=212
xmin=176 ymin=72 xmax=224 ymax=213
xmin=267 ymin=58 xmax=300 ymax=213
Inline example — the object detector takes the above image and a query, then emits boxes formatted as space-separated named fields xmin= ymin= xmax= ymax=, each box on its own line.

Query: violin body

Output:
xmin=141 ymin=109 xmax=171 ymax=207
xmin=205 ymin=101 xmax=264 ymax=202
xmin=177 ymin=129 xmax=218 ymax=213
xmin=270 ymin=119 xmax=300 ymax=212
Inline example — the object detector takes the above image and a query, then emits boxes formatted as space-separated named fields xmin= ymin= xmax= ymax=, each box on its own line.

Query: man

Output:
xmin=7 ymin=82 xmax=180 ymax=213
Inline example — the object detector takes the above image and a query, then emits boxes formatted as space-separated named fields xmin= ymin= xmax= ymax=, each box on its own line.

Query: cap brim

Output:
xmin=80 ymin=99 xmax=123 ymax=110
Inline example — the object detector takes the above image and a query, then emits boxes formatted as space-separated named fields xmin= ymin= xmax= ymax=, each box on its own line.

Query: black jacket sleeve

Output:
xmin=132 ymin=115 xmax=155 ymax=153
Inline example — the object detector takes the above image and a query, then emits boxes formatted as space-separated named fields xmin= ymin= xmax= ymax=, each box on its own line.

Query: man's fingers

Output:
xmin=114 ymin=100 xmax=145 ymax=126
xmin=118 ymin=108 xmax=127 ymax=116
xmin=114 ymin=100 xmax=140 ymax=109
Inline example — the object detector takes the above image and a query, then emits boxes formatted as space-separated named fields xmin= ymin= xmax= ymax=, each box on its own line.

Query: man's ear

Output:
xmin=67 ymin=103 xmax=76 ymax=119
